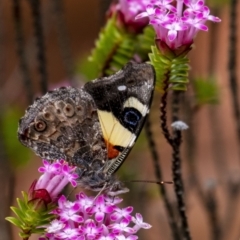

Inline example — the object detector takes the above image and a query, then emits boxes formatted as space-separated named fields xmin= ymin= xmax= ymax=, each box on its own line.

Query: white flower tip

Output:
xmin=171 ymin=121 xmax=189 ymax=131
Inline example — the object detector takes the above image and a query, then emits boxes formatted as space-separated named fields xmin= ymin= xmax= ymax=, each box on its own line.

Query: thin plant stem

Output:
xmin=160 ymin=76 xmax=173 ymax=145
xmin=206 ymin=187 xmax=221 ymax=240
xmin=0 ymin=4 xmax=15 ymax=239
xmin=12 ymin=0 xmax=33 ymax=104
xmin=145 ymin=117 xmax=181 ymax=240
xmin=28 ymin=0 xmax=48 ymax=94
xmin=51 ymin=0 xmax=74 ymax=82
xmin=160 ymin=83 xmax=191 ymax=239
xmin=228 ymin=0 xmax=240 ymax=159
xmin=171 ymin=91 xmax=191 ymax=240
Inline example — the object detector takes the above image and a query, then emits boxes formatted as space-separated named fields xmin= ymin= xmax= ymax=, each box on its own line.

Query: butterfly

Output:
xmin=18 ymin=62 xmax=155 ymax=196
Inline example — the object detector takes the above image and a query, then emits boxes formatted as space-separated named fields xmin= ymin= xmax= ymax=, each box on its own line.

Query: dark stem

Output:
xmin=228 ymin=0 xmax=240 ymax=159
xmin=222 ymin=179 xmax=240 ymax=239
xmin=28 ymin=0 xmax=48 ymax=94
xmin=172 ymin=130 xmax=191 ymax=240
xmin=12 ymin=0 xmax=33 ymax=103
xmin=145 ymin=117 xmax=181 ymax=240
xmin=160 ymin=76 xmax=173 ymax=145
xmin=171 ymin=91 xmax=191 ymax=240
xmin=51 ymin=0 xmax=74 ymax=82
xmin=205 ymin=187 xmax=221 ymax=240
xmin=0 ymin=5 xmax=14 ymax=238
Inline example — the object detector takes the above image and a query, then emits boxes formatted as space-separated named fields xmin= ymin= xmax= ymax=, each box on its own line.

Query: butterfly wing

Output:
xmin=84 ymin=62 xmax=155 ymax=175
xmin=18 ymin=86 xmax=107 ymax=170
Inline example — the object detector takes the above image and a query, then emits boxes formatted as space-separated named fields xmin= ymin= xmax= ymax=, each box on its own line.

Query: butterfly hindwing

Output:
xmin=18 ymin=87 xmax=107 ymax=168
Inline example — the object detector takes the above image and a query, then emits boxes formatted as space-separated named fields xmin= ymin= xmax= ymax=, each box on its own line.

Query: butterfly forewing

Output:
xmin=84 ymin=62 xmax=155 ymax=175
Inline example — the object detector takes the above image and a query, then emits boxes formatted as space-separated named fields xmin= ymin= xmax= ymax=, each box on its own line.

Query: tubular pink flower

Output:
xmin=109 ymin=218 xmax=136 ymax=234
xmin=132 ymin=213 xmax=152 ymax=232
xmin=135 ymin=5 xmax=155 ymax=20
xmin=92 ymin=195 xmax=114 ymax=222
xmin=110 ymin=206 xmax=133 ymax=222
xmin=41 ymin=193 xmax=151 ymax=239
xmin=46 ymin=219 xmax=65 ymax=233
xmin=115 ymin=235 xmax=138 ymax=240
xmin=136 ymin=0 xmax=221 ymax=49
xmin=79 ymin=219 xmax=103 ymax=239
xmin=55 ymin=227 xmax=80 ymax=239
xmin=34 ymin=160 xmax=78 ymax=201
xmin=118 ymin=0 xmax=149 ymax=22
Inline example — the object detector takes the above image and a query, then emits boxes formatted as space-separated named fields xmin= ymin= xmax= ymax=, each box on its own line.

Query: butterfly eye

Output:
xmin=63 ymin=103 xmax=75 ymax=117
xmin=34 ymin=120 xmax=47 ymax=132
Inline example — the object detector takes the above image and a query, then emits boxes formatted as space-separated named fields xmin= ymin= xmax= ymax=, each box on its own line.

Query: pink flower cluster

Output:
xmin=41 ymin=193 xmax=151 ymax=240
xmin=33 ymin=160 xmax=151 ymax=239
xmin=135 ymin=0 xmax=221 ymax=49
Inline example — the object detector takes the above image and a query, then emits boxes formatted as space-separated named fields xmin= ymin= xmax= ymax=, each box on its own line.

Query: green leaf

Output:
xmin=149 ymin=46 xmax=171 ymax=90
xmin=17 ymin=197 xmax=27 ymax=211
xmin=5 ymin=217 xmax=22 ymax=227
xmin=193 ymin=77 xmax=219 ymax=105
xmin=137 ymin=26 xmax=155 ymax=60
xmin=78 ymin=16 xmax=136 ymax=80
xmin=10 ymin=206 xmax=26 ymax=221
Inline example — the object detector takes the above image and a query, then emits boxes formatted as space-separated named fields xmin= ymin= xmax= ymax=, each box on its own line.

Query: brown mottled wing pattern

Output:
xmin=18 ymin=87 xmax=107 ymax=172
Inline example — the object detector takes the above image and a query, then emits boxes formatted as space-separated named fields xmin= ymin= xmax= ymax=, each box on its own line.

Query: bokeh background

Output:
xmin=1 ymin=0 xmax=240 ymax=239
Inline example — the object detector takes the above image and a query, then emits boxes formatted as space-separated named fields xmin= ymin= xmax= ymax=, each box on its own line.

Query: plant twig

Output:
xmin=12 ymin=0 xmax=33 ymax=104
xmin=28 ymin=0 xmax=48 ymax=94
xmin=228 ymin=0 xmax=240 ymax=160
xmin=171 ymin=91 xmax=191 ymax=240
xmin=145 ymin=117 xmax=181 ymax=240
xmin=205 ymin=184 xmax=221 ymax=240
xmin=0 ymin=3 xmax=15 ymax=239
xmin=51 ymin=0 xmax=74 ymax=82
xmin=160 ymin=76 xmax=173 ymax=145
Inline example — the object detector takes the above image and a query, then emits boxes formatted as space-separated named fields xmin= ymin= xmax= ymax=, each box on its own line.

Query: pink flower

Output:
xmin=136 ymin=0 xmax=221 ymax=49
xmin=28 ymin=159 xmax=78 ymax=210
xmin=33 ymin=160 xmax=78 ymax=202
xmin=108 ymin=0 xmax=150 ymax=33
xmin=41 ymin=192 xmax=151 ymax=239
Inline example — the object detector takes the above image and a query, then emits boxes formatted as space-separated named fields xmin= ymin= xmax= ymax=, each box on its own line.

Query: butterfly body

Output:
xmin=18 ymin=62 xmax=155 ymax=195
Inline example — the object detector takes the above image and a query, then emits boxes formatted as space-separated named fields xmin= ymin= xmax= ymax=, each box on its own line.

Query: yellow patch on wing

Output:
xmin=97 ymin=110 xmax=136 ymax=148
xmin=123 ymin=97 xmax=148 ymax=116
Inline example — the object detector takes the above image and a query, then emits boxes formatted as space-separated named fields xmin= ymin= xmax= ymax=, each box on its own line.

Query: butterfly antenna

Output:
xmin=66 ymin=186 xmax=77 ymax=199
xmin=124 ymin=180 xmax=173 ymax=185
xmin=93 ymin=182 xmax=108 ymax=202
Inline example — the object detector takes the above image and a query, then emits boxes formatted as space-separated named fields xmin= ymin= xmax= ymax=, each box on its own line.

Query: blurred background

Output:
xmin=0 ymin=0 xmax=240 ymax=239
